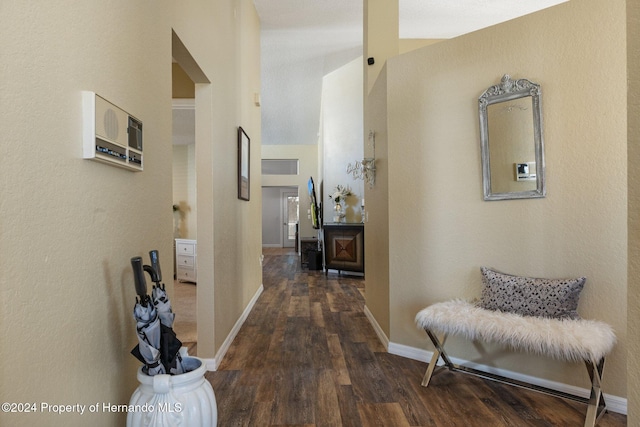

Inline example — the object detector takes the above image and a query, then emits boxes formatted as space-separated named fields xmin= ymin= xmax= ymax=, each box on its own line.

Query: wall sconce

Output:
xmin=347 ymin=130 xmax=376 ymax=187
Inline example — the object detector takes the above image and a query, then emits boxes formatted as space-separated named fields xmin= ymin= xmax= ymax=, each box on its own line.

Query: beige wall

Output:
xmin=627 ymin=0 xmax=640 ymax=422
xmin=0 ymin=2 xmax=174 ymax=426
xmin=172 ymin=144 xmax=197 ymax=239
xmin=172 ymin=0 xmax=263 ymax=358
xmin=382 ymin=0 xmax=627 ymax=398
xmin=399 ymin=39 xmax=443 ymax=55
xmin=0 ymin=0 xmax=262 ymax=425
xmin=364 ymin=0 xmax=399 ymax=95
xmin=364 ymin=65 xmax=391 ymax=338
xmin=322 ymin=57 xmax=365 ymax=223
xmin=172 ymin=63 xmax=196 ymax=98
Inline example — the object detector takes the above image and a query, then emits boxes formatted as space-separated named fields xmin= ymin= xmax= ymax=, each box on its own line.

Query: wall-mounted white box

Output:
xmin=515 ymin=162 xmax=536 ymax=181
xmin=82 ymin=91 xmax=143 ymax=171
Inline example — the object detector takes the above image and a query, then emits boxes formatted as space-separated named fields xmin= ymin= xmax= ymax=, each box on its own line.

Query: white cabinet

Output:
xmin=175 ymin=239 xmax=197 ymax=283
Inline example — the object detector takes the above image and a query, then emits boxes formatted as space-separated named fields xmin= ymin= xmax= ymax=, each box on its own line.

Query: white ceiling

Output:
xmin=254 ymin=0 xmax=567 ymax=146
xmin=398 ymin=0 xmax=568 ymax=39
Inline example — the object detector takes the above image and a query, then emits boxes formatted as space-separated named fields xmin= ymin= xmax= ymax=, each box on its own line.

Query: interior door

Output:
xmin=282 ymin=190 xmax=299 ymax=248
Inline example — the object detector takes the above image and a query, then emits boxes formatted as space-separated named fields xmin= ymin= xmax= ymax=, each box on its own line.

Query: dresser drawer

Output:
xmin=177 ymin=268 xmax=196 ymax=282
xmin=177 ymin=243 xmax=195 ymax=256
xmin=177 ymin=255 xmax=195 ymax=268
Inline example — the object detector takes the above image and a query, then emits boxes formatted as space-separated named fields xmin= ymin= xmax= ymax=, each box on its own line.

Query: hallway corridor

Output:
xmin=205 ymin=249 xmax=626 ymax=426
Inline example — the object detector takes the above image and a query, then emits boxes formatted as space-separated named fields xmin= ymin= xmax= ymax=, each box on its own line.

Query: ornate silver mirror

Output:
xmin=479 ymin=74 xmax=545 ymax=201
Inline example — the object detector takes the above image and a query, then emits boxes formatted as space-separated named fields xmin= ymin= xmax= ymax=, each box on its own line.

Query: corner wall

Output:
xmin=0 ymin=0 xmax=263 ymax=425
xmin=627 ymin=0 xmax=640 ymax=422
xmin=172 ymin=0 xmax=263 ymax=359
xmin=386 ymin=0 xmax=627 ymax=397
xmin=364 ymin=65 xmax=391 ymax=338
xmin=321 ymin=57 xmax=365 ymax=222
xmin=0 ymin=2 xmax=174 ymax=426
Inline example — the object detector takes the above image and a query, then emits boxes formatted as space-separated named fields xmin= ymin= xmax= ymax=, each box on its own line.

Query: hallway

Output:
xmin=204 ymin=249 xmax=626 ymax=426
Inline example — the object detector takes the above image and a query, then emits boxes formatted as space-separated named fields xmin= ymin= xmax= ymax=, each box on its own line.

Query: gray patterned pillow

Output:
xmin=479 ymin=267 xmax=585 ymax=319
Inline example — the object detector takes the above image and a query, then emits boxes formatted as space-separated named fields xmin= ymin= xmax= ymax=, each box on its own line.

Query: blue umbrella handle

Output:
xmin=131 ymin=256 xmax=149 ymax=305
xmin=149 ymin=250 xmax=163 ymax=284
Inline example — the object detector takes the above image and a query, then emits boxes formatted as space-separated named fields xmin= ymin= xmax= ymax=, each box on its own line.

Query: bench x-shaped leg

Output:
xmin=421 ymin=330 xmax=451 ymax=387
xmin=420 ymin=328 xmax=609 ymax=427
xmin=583 ymin=358 xmax=607 ymax=427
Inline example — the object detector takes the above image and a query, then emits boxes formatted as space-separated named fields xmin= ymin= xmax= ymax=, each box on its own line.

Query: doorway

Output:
xmin=171 ymin=30 xmax=211 ymax=353
xmin=282 ymin=190 xmax=299 ymax=248
xmin=262 ymin=186 xmax=298 ymax=248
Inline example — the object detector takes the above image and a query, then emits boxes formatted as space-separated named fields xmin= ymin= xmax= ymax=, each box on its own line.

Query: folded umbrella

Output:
xmin=152 ymin=284 xmax=184 ymax=375
xmin=130 ymin=251 xmax=185 ymax=375
xmin=130 ymin=256 xmax=166 ymax=375
xmin=132 ymin=301 xmax=165 ymax=376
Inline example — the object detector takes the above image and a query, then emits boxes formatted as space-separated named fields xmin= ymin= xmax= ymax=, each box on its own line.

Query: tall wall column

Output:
xmin=364 ymin=0 xmax=399 ymax=95
xmin=362 ymin=0 xmax=398 ymax=341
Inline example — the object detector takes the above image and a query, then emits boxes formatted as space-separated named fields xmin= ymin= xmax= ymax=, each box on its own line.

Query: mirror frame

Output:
xmin=479 ymin=74 xmax=545 ymax=201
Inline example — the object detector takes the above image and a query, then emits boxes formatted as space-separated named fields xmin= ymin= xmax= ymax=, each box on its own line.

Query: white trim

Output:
xmin=207 ymin=284 xmax=264 ymax=371
xmin=172 ymin=98 xmax=195 ymax=109
xmin=363 ymin=305 xmax=389 ymax=350
xmin=387 ymin=342 xmax=627 ymax=415
xmin=202 ymin=358 xmax=217 ymax=371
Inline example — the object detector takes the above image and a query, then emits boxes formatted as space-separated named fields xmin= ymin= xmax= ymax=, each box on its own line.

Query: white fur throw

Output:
xmin=415 ymin=300 xmax=616 ymax=362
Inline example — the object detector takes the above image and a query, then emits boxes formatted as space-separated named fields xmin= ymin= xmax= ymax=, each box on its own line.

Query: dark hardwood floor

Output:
xmin=204 ymin=248 xmax=626 ymax=426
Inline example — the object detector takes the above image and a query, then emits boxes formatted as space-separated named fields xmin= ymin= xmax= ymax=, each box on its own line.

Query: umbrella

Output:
xmin=152 ymin=284 xmax=184 ymax=375
xmin=130 ymin=251 xmax=184 ymax=375
xmin=131 ymin=256 xmax=165 ymax=375
xmin=148 ymin=250 xmax=184 ymax=375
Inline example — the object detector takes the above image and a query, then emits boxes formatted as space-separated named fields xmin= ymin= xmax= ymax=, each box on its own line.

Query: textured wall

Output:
xmin=172 ymin=144 xmax=197 ymax=239
xmin=0 ymin=1 xmax=263 ymax=425
xmin=0 ymin=2 xmax=173 ymax=425
xmin=170 ymin=0 xmax=263 ymax=359
xmin=627 ymin=0 xmax=640 ymax=422
xmin=322 ymin=57 xmax=365 ymax=222
xmin=386 ymin=0 xmax=627 ymax=398
xmin=363 ymin=65 xmax=391 ymax=337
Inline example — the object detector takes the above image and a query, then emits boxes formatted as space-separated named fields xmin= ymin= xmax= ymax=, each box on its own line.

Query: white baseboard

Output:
xmin=206 ymin=284 xmax=264 ymax=371
xmin=202 ymin=358 xmax=217 ymax=371
xmin=363 ymin=305 xmax=389 ymax=350
xmin=387 ymin=342 xmax=627 ymax=415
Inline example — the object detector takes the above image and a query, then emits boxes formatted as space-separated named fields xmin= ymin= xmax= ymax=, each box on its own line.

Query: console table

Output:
xmin=323 ymin=223 xmax=364 ymax=275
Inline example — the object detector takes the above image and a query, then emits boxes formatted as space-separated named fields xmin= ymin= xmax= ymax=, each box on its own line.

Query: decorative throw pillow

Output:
xmin=478 ymin=267 xmax=585 ymax=319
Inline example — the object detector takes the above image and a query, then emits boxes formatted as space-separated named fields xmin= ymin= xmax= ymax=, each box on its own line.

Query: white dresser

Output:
xmin=175 ymin=239 xmax=197 ymax=283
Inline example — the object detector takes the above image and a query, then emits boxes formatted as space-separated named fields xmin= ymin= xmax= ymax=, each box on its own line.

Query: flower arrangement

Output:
xmin=329 ymin=185 xmax=352 ymax=205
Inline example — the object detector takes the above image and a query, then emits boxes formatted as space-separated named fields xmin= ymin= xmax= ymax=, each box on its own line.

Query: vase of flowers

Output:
xmin=329 ymin=185 xmax=352 ymax=223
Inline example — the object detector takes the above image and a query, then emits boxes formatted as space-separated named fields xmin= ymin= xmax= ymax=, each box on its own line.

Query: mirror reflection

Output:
xmin=479 ymin=75 xmax=545 ymax=200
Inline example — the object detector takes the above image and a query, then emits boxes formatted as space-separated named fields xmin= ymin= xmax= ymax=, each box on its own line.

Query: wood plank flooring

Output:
xmin=204 ymin=248 xmax=626 ymax=426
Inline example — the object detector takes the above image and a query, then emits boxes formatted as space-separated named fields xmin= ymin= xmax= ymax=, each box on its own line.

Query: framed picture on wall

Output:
xmin=237 ymin=126 xmax=250 ymax=201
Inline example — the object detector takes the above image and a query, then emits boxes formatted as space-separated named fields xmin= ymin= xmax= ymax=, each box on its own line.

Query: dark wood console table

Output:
xmin=323 ymin=223 xmax=364 ymax=275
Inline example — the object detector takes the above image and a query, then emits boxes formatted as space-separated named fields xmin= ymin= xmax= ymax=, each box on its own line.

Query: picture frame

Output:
xmin=237 ymin=126 xmax=250 ymax=201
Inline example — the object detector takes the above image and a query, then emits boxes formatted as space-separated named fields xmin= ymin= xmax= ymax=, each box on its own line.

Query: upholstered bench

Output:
xmin=415 ymin=267 xmax=616 ymax=427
